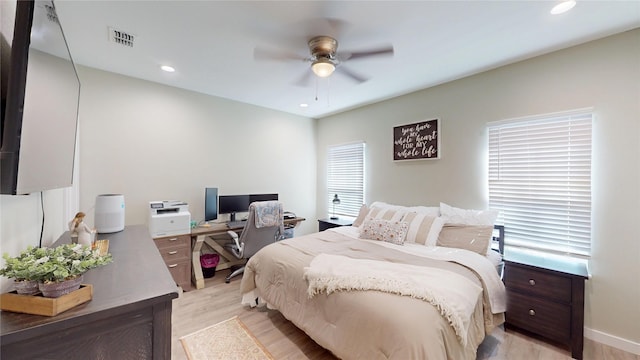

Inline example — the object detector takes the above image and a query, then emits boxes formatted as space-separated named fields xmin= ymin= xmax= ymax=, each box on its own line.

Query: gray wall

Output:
xmin=76 ymin=67 xmax=317 ymax=236
xmin=316 ymin=29 xmax=640 ymax=348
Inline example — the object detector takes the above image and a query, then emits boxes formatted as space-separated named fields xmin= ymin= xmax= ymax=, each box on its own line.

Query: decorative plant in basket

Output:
xmin=0 ymin=244 xmax=112 ymax=298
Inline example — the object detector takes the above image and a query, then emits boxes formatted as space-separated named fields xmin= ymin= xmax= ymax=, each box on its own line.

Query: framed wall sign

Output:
xmin=393 ymin=118 xmax=440 ymax=161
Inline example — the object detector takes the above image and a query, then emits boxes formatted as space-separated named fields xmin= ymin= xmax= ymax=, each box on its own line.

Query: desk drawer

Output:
xmin=506 ymin=290 xmax=571 ymax=342
xmin=157 ymin=245 xmax=190 ymax=262
xmin=165 ymin=258 xmax=190 ymax=289
xmin=154 ymin=234 xmax=190 ymax=250
xmin=505 ymin=264 xmax=571 ymax=302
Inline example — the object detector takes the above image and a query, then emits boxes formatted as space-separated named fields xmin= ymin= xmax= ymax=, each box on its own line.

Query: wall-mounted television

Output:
xmin=1 ymin=0 xmax=81 ymax=195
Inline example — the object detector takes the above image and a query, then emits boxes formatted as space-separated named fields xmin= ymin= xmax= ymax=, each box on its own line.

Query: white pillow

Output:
xmin=407 ymin=206 xmax=440 ymax=217
xmin=439 ymin=202 xmax=498 ymax=225
xmin=352 ymin=204 xmax=370 ymax=227
xmin=370 ymin=201 xmax=440 ymax=216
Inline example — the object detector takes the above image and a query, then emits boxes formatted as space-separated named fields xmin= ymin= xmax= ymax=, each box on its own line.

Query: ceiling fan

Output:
xmin=254 ymin=35 xmax=394 ymax=86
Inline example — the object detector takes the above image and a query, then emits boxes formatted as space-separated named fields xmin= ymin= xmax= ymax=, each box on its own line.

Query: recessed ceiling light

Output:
xmin=161 ymin=65 xmax=175 ymax=72
xmin=299 ymin=103 xmax=309 ymax=108
xmin=551 ymin=0 xmax=576 ymax=15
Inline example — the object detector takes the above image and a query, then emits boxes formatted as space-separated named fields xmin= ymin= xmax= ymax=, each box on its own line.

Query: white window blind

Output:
xmin=488 ymin=111 xmax=592 ymax=257
xmin=327 ymin=142 xmax=365 ymax=217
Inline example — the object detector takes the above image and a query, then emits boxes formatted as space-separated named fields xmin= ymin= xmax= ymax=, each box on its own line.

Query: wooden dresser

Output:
xmin=153 ymin=233 xmax=191 ymax=289
xmin=504 ymin=250 xmax=589 ymax=360
xmin=0 ymin=225 xmax=179 ymax=360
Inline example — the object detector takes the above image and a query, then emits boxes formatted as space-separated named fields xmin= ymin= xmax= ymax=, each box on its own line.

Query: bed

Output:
xmin=240 ymin=202 xmax=506 ymax=360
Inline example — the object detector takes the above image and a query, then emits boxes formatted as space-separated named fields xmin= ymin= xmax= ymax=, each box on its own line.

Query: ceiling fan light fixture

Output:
xmin=311 ymin=58 xmax=335 ymax=77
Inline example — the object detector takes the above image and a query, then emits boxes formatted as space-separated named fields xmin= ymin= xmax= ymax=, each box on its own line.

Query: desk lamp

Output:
xmin=331 ymin=194 xmax=340 ymax=220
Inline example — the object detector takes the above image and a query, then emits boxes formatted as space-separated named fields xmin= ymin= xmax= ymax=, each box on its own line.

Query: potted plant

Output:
xmin=0 ymin=246 xmax=42 ymax=295
xmin=0 ymin=243 xmax=112 ymax=298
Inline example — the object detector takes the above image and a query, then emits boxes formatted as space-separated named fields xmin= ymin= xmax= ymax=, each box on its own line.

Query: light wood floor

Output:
xmin=172 ymin=273 xmax=639 ymax=360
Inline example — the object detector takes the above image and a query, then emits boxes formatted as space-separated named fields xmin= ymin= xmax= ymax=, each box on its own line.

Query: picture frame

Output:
xmin=393 ymin=118 xmax=440 ymax=161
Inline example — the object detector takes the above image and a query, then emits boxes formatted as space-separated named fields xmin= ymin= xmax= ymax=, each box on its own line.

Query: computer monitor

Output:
xmin=218 ymin=195 xmax=250 ymax=222
xmin=204 ymin=187 xmax=218 ymax=222
xmin=249 ymin=193 xmax=278 ymax=203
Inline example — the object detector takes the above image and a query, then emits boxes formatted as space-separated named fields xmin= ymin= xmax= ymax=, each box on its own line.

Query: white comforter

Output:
xmin=240 ymin=226 xmax=506 ymax=360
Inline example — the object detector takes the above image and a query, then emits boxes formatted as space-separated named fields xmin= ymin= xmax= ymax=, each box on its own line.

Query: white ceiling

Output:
xmin=54 ymin=1 xmax=640 ymax=119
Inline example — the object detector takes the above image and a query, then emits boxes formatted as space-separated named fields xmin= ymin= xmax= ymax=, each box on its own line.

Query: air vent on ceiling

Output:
xmin=109 ymin=27 xmax=135 ymax=48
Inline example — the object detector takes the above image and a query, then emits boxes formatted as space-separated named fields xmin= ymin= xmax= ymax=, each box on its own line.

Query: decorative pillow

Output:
xmin=365 ymin=205 xmax=406 ymax=222
xmin=401 ymin=212 xmax=445 ymax=246
xmin=359 ymin=218 xmax=409 ymax=245
xmin=438 ymin=203 xmax=499 ymax=254
xmin=352 ymin=204 xmax=370 ymax=227
xmin=437 ymin=224 xmax=494 ymax=255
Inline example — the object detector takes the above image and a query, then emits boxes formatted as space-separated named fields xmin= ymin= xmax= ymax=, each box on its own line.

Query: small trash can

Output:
xmin=200 ymin=253 xmax=219 ymax=278
xmin=281 ymin=226 xmax=295 ymax=240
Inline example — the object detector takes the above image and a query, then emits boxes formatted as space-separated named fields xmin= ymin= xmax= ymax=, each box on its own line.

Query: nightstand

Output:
xmin=503 ymin=250 xmax=589 ymax=360
xmin=318 ymin=218 xmax=353 ymax=232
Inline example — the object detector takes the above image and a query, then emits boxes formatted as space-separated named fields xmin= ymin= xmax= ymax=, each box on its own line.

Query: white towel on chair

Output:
xmin=253 ymin=201 xmax=284 ymax=233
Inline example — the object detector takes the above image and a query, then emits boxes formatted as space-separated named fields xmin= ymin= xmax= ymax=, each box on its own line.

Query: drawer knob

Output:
xmin=167 ymin=250 xmax=178 ymax=255
xmin=168 ymin=264 xmax=178 ymax=268
xmin=168 ymin=237 xmax=178 ymax=241
xmin=529 ymin=309 xmax=536 ymax=316
xmin=529 ymin=279 xmax=536 ymax=286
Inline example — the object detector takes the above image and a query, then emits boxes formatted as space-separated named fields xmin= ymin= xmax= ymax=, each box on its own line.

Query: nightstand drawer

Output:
xmin=507 ymin=290 xmax=571 ymax=342
xmin=504 ymin=265 xmax=572 ymax=302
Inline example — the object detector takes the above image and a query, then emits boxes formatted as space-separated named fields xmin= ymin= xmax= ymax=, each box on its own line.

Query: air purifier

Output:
xmin=95 ymin=194 xmax=125 ymax=233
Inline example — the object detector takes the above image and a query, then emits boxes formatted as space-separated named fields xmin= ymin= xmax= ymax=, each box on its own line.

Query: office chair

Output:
xmin=224 ymin=201 xmax=284 ymax=283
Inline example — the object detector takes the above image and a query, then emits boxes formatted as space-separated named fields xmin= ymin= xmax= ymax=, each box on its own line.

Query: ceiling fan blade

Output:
xmin=293 ymin=70 xmax=314 ymax=87
xmin=254 ymin=47 xmax=306 ymax=62
xmin=337 ymin=66 xmax=369 ymax=83
xmin=339 ymin=45 xmax=394 ymax=61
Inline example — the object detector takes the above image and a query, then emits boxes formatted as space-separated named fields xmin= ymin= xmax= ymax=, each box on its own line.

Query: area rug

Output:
xmin=180 ymin=316 xmax=274 ymax=360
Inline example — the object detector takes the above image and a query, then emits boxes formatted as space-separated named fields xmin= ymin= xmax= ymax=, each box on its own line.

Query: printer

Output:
xmin=148 ymin=200 xmax=191 ymax=237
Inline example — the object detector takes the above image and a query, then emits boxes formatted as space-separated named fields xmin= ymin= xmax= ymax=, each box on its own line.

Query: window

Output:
xmin=327 ymin=142 xmax=365 ymax=217
xmin=488 ymin=110 xmax=592 ymax=257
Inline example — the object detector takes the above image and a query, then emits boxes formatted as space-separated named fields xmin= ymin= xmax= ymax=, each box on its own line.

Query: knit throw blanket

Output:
xmin=304 ymin=253 xmax=483 ymax=345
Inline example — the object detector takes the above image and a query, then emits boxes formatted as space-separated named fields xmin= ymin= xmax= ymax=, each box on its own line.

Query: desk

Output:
xmin=190 ymin=217 xmax=305 ymax=289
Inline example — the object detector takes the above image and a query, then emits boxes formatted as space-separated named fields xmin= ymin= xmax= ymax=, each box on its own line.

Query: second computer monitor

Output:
xmin=249 ymin=193 xmax=278 ymax=203
xmin=218 ymin=193 xmax=279 ymax=222
xmin=218 ymin=195 xmax=250 ymax=222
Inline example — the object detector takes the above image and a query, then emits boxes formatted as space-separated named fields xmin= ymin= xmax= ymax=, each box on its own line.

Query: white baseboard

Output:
xmin=584 ymin=327 xmax=640 ymax=355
